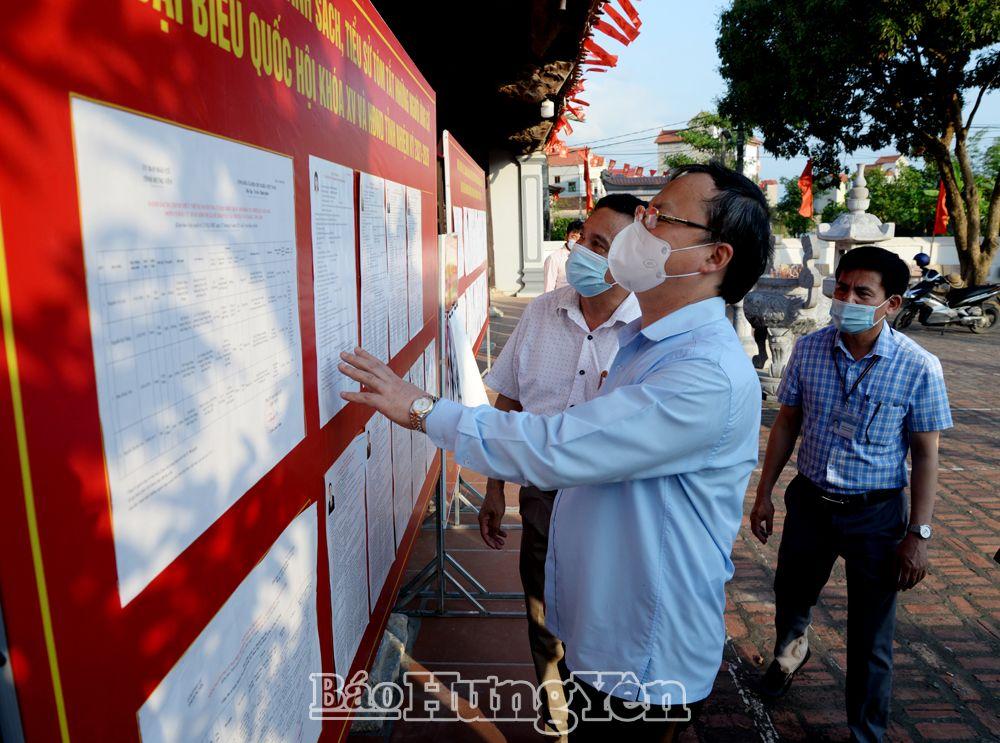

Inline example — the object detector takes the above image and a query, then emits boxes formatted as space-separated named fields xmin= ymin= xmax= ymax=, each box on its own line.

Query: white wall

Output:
xmin=772 ymin=235 xmax=1000 ymax=279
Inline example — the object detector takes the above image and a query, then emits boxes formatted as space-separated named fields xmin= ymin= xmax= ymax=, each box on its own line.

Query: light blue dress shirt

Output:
xmin=777 ymin=322 xmax=952 ymax=494
xmin=425 ymin=297 xmax=761 ymax=704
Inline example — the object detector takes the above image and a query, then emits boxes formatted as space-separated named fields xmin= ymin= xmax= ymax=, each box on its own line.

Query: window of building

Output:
xmin=554 ymin=175 xmax=561 ymax=183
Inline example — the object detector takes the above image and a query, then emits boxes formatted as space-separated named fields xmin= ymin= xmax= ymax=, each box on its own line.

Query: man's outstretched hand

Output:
xmin=339 ymin=347 xmax=427 ymax=427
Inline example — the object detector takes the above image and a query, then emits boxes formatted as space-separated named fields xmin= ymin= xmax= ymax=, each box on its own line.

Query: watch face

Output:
xmin=919 ymin=524 xmax=932 ymax=539
xmin=412 ymin=396 xmax=433 ymax=415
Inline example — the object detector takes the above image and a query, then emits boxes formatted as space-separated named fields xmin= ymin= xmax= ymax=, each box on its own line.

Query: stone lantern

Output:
xmin=740 ymin=164 xmax=895 ymax=397
xmin=818 ymin=163 xmax=895 ymax=297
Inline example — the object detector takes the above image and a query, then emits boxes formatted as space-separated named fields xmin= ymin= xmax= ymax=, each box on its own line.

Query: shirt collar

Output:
xmin=556 ymin=288 xmax=640 ymax=331
xmin=618 ymin=296 xmax=727 ymax=346
xmin=834 ymin=319 xmax=899 ymax=360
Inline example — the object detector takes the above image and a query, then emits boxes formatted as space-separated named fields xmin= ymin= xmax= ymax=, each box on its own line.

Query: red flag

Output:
xmin=594 ymin=19 xmax=631 ymax=46
xmin=635 ymin=166 xmax=644 ymax=176
xmin=607 ymin=159 xmax=616 ymax=171
xmin=603 ymin=3 xmax=640 ymax=41
xmin=617 ymin=0 xmax=641 ymax=27
xmin=797 ymin=159 xmax=814 ymax=218
xmin=584 ymin=147 xmax=594 ymax=212
xmin=584 ymin=38 xmax=619 ymax=67
xmin=649 ymin=169 xmax=657 ymax=176
xmin=933 ymin=181 xmax=950 ymax=235
xmin=623 ymin=163 xmax=632 ymax=176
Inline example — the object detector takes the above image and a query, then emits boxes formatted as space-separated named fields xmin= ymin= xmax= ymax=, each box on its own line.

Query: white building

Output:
xmin=546 ymin=148 xmax=607 ymax=211
xmin=864 ymin=153 xmax=909 ymax=182
xmin=655 ymin=129 xmax=762 ymax=182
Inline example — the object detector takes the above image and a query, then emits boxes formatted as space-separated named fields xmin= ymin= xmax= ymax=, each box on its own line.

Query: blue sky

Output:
xmin=563 ymin=1 xmax=1000 ymax=183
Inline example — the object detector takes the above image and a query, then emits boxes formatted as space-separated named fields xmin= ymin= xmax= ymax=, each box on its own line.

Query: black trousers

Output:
xmin=518 ymin=485 xmax=568 ymax=737
xmin=558 ymin=657 xmax=703 ymax=743
xmin=774 ymin=474 xmax=906 ymax=743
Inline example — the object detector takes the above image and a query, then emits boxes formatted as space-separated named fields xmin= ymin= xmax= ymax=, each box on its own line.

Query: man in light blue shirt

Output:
xmin=339 ymin=162 xmax=773 ymax=738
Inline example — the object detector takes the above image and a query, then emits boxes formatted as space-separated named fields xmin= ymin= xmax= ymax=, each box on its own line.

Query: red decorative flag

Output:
xmin=584 ymin=38 xmax=619 ymax=67
xmin=584 ymin=147 xmax=594 ymax=212
xmin=594 ymin=19 xmax=631 ymax=46
xmin=649 ymin=169 xmax=657 ymax=176
xmin=604 ymin=3 xmax=640 ymax=41
xmin=607 ymin=159 xmax=616 ymax=171
xmin=635 ymin=166 xmax=644 ymax=176
xmin=618 ymin=0 xmax=641 ymax=27
xmin=797 ymin=159 xmax=814 ymax=218
xmin=623 ymin=163 xmax=632 ymax=176
xmin=933 ymin=181 xmax=950 ymax=235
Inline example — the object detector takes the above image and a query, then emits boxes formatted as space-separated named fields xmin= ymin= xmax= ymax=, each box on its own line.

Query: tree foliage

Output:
xmin=662 ymin=111 xmax=738 ymax=170
xmin=774 ymin=178 xmax=814 ymax=237
xmin=717 ymin=0 xmax=1000 ymax=283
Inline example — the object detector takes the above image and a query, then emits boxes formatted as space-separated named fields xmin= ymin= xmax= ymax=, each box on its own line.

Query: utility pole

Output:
xmin=735 ymin=123 xmax=746 ymax=176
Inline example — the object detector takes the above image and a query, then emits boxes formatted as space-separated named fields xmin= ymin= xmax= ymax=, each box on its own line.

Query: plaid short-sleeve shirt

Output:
xmin=777 ymin=322 xmax=952 ymax=494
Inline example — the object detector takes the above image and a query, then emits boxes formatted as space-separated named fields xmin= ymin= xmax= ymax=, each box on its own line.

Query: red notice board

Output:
xmin=442 ymin=130 xmax=490 ymax=355
xmin=0 ymin=0 xmax=439 ymax=740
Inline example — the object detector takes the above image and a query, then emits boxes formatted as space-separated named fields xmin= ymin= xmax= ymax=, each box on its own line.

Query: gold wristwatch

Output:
xmin=409 ymin=395 xmax=438 ymax=432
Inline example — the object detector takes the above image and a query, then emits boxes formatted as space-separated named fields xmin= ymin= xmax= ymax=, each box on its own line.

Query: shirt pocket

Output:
xmin=864 ymin=397 xmax=907 ymax=445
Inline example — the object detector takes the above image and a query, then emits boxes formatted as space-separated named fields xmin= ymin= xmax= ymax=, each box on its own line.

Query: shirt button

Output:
xmin=578 ymin=369 xmax=585 ymax=375
xmin=587 ymin=334 xmax=593 ymax=340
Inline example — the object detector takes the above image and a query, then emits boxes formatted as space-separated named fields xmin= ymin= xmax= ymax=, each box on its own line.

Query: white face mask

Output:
xmin=607 ymin=221 xmax=716 ymax=294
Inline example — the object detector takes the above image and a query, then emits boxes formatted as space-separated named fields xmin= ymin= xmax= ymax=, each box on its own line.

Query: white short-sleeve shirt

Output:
xmin=484 ymin=285 xmax=640 ymax=415
xmin=542 ymin=246 xmax=570 ymax=292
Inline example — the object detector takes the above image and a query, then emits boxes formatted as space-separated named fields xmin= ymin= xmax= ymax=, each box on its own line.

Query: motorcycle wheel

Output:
xmin=969 ymin=302 xmax=998 ymax=334
xmin=893 ymin=306 xmax=916 ymax=330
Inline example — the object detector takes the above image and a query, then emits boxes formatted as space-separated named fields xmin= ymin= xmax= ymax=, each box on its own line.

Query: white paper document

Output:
xmin=138 ymin=508 xmax=322 ymax=743
xmin=359 ymin=172 xmax=389 ymax=362
xmin=364 ymin=414 xmax=395 ymax=606
xmin=405 ymin=187 xmax=424 ymax=339
xmin=71 ymin=98 xmax=305 ymax=604
xmin=310 ymin=157 xmax=358 ymax=426
xmin=384 ymin=180 xmax=409 ymax=358
xmin=325 ymin=434 xmax=370 ymax=677
xmin=453 ymin=206 xmax=465 ymax=278
xmin=409 ymin=359 xmax=427 ymax=488
xmin=424 ymin=340 xmax=439 ymax=471
xmin=447 ymin=310 xmax=489 ymax=408
xmin=390 ymin=421 xmax=412 ymax=549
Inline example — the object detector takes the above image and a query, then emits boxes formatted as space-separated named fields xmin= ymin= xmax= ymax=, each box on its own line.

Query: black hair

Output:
xmin=670 ymin=162 xmax=773 ymax=304
xmin=567 ymin=219 xmax=585 ymax=234
xmin=593 ymin=193 xmax=647 ymax=218
xmin=835 ymin=245 xmax=910 ymax=297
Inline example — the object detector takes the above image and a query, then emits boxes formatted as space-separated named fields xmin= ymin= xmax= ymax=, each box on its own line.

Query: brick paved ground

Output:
xmin=354 ymin=295 xmax=1000 ymax=742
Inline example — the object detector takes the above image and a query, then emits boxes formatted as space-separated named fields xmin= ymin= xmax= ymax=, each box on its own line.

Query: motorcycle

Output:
xmin=893 ymin=270 xmax=1000 ymax=333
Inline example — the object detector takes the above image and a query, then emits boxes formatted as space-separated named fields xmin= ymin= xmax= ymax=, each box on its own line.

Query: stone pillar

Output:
xmin=516 ymin=151 xmax=548 ymax=295
xmin=488 ymin=152 xmax=525 ymax=295
xmin=487 ymin=150 xmax=548 ymax=296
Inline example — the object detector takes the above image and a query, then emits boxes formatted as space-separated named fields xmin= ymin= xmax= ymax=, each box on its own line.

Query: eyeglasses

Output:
xmin=635 ymin=205 xmax=713 ymax=234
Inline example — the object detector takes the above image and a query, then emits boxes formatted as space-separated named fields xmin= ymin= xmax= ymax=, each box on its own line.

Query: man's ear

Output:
xmin=887 ymin=294 xmax=903 ymax=312
xmin=706 ymin=242 xmax=734 ymax=274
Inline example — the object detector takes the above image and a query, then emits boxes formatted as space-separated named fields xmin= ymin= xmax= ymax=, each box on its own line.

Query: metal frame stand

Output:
xmin=396 ymin=238 xmax=523 ymax=618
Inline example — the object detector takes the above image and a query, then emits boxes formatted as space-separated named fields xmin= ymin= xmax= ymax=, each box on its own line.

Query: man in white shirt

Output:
xmin=479 ymin=195 xmax=644 ymax=736
xmin=543 ymin=219 xmax=584 ymax=292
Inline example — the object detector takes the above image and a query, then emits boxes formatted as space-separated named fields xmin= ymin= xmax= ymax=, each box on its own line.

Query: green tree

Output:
xmin=820 ymin=199 xmax=848 ymax=225
xmin=774 ymin=178 xmax=814 ymax=237
xmin=863 ymin=166 xmax=939 ymax=236
xmin=717 ymin=0 xmax=1000 ymax=283
xmin=662 ymin=111 xmax=738 ymax=170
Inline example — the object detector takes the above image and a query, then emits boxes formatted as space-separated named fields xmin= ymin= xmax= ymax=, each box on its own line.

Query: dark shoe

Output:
xmin=755 ymin=648 xmax=811 ymax=699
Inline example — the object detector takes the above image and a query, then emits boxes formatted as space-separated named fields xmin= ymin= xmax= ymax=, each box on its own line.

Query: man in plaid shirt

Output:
xmin=749 ymin=246 xmax=952 ymax=743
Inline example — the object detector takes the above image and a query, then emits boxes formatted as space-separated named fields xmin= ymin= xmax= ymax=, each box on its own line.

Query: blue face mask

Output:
xmin=830 ymin=297 xmax=890 ymax=334
xmin=566 ymin=243 xmax=616 ymax=297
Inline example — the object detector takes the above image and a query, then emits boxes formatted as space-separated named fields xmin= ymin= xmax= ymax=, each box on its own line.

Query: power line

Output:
xmin=569 ymin=119 xmax=694 ymax=147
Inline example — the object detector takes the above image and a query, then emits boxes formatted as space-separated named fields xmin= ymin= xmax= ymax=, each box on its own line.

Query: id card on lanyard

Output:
xmin=831 ymin=338 xmax=880 ymax=440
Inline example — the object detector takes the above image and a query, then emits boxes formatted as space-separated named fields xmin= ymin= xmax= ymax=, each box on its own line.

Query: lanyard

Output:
xmin=832 ymin=338 xmax=880 ymax=405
